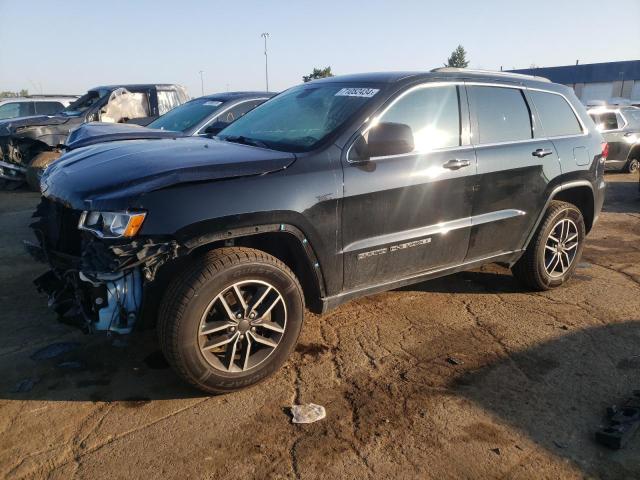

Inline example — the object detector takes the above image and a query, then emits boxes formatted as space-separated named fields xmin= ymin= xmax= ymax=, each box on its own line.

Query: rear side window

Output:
xmin=530 ymin=91 xmax=583 ymax=137
xmin=469 ymin=86 xmax=532 ymax=144
xmin=34 ymin=101 xmax=64 ymax=115
xmin=157 ymin=90 xmax=181 ymax=115
xmin=378 ymin=84 xmax=461 ymax=151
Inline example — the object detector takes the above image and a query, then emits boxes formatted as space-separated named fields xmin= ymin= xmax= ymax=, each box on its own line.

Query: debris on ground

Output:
xmin=490 ymin=447 xmax=501 ymax=455
xmin=446 ymin=356 xmax=464 ymax=366
xmin=595 ymin=391 xmax=640 ymax=449
xmin=30 ymin=342 xmax=80 ymax=361
xmin=290 ymin=403 xmax=326 ymax=424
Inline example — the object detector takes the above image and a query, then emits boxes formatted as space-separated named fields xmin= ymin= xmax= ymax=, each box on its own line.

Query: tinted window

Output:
xmin=377 ymin=85 xmax=460 ymax=151
xmin=529 ymin=91 xmax=582 ymax=137
xmin=211 ymin=100 xmax=265 ymax=128
xmin=600 ymin=112 xmax=619 ymax=131
xmin=34 ymin=101 xmax=64 ymax=115
xmin=0 ymin=101 xmax=34 ymax=119
xmin=469 ymin=86 xmax=532 ymax=144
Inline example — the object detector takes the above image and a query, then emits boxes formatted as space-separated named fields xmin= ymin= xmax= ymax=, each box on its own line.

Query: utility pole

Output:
xmin=199 ymin=70 xmax=204 ymax=96
xmin=261 ymin=32 xmax=270 ymax=91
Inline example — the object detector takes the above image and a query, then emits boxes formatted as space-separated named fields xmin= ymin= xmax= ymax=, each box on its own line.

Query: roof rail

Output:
xmin=430 ymin=67 xmax=551 ymax=83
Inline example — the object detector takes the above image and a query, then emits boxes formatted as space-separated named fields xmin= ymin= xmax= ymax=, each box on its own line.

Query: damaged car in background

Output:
xmin=29 ymin=70 xmax=605 ymax=394
xmin=0 ymin=84 xmax=188 ymax=188
xmin=62 ymin=91 xmax=273 ymax=152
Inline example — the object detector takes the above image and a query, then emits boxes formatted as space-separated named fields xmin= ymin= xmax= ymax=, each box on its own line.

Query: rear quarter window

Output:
xmin=530 ymin=91 xmax=583 ymax=137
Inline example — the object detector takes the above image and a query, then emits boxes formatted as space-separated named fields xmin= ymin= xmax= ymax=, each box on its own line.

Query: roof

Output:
xmin=89 ymin=84 xmax=185 ymax=92
xmin=311 ymin=69 xmax=557 ymax=88
xmin=0 ymin=96 xmax=77 ymax=103
xmin=199 ymin=91 xmax=274 ymax=101
xmin=509 ymin=60 xmax=640 ymax=84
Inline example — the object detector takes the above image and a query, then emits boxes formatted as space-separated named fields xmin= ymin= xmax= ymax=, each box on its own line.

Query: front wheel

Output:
xmin=158 ymin=247 xmax=304 ymax=394
xmin=512 ymin=201 xmax=586 ymax=291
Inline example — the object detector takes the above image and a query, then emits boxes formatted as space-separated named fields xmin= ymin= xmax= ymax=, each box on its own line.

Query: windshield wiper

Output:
xmin=221 ymin=135 xmax=271 ymax=149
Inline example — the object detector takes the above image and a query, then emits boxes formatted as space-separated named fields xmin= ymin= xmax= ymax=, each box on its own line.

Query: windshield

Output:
xmin=63 ymin=89 xmax=110 ymax=116
xmin=147 ymin=98 xmax=224 ymax=132
xmin=218 ymin=84 xmax=382 ymax=152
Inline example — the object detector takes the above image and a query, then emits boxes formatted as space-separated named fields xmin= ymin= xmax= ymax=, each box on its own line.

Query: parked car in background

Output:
xmin=0 ymin=96 xmax=78 ymax=120
xmin=0 ymin=84 xmax=188 ymax=186
xmin=64 ymin=92 xmax=274 ymax=151
xmin=22 ymin=92 xmax=272 ymax=189
xmin=30 ymin=69 xmax=606 ymax=393
xmin=587 ymin=105 xmax=640 ymax=173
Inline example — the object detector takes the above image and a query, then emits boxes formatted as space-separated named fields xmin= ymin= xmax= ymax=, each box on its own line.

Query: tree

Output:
xmin=19 ymin=89 xmax=28 ymax=97
xmin=302 ymin=66 xmax=334 ymax=82
xmin=444 ymin=45 xmax=469 ymax=68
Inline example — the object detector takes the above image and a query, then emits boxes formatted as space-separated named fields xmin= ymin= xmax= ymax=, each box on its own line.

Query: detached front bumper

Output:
xmin=29 ymin=198 xmax=180 ymax=334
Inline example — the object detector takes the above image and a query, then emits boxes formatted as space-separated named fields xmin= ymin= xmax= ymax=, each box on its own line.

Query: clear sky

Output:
xmin=1 ymin=0 xmax=638 ymax=97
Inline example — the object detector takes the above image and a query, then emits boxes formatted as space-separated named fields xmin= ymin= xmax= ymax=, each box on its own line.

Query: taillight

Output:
xmin=601 ymin=142 xmax=609 ymax=160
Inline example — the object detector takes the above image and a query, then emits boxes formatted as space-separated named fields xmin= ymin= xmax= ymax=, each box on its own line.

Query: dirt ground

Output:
xmin=0 ymin=174 xmax=639 ymax=480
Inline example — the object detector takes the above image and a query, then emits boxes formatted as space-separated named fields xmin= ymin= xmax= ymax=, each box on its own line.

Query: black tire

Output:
xmin=158 ymin=247 xmax=304 ymax=394
xmin=26 ymin=151 xmax=60 ymax=191
xmin=626 ymin=158 xmax=639 ymax=174
xmin=512 ymin=200 xmax=586 ymax=291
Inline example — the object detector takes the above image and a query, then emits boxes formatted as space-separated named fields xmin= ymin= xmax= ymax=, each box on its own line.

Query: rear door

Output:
xmin=341 ymin=82 xmax=476 ymax=290
xmin=464 ymin=83 xmax=561 ymax=261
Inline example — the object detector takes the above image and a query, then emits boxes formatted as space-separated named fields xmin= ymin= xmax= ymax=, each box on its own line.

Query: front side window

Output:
xmin=469 ymin=86 xmax=532 ymax=144
xmin=100 ymin=89 xmax=150 ymax=123
xmin=148 ymin=98 xmax=224 ymax=132
xmin=63 ymin=89 xmax=110 ymax=116
xmin=376 ymin=84 xmax=460 ymax=151
xmin=530 ymin=91 xmax=583 ymax=137
xmin=218 ymin=84 xmax=382 ymax=152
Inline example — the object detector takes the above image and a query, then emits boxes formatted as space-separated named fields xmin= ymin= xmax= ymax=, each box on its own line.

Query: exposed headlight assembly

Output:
xmin=78 ymin=211 xmax=146 ymax=239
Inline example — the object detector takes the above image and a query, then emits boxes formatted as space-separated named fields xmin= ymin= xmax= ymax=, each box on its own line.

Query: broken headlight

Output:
xmin=78 ymin=211 xmax=146 ymax=239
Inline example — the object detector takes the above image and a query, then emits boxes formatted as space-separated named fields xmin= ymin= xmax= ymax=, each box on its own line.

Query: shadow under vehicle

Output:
xmin=0 ymin=84 xmax=189 ymax=187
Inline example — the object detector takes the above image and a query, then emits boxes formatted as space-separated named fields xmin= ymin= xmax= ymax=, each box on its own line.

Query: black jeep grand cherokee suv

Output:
xmin=32 ymin=69 xmax=606 ymax=393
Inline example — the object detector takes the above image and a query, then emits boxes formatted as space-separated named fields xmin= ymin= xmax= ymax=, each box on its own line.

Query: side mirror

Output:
xmin=350 ymin=122 xmax=414 ymax=161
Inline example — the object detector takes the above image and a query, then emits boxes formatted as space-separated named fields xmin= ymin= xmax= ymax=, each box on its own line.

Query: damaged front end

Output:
xmin=28 ymin=198 xmax=180 ymax=334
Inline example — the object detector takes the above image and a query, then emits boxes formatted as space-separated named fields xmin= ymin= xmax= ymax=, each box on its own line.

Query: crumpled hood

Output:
xmin=65 ymin=122 xmax=185 ymax=151
xmin=0 ymin=115 xmax=71 ymax=136
xmin=41 ymin=137 xmax=296 ymax=210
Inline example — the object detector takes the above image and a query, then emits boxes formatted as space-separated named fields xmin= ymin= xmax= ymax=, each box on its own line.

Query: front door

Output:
xmin=341 ymin=83 xmax=476 ymax=290
xmin=464 ymin=84 xmax=561 ymax=261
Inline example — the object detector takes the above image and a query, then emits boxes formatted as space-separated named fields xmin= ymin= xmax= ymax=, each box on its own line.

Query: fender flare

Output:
xmin=181 ymin=222 xmax=327 ymax=298
xmin=522 ymin=179 xmax=596 ymax=250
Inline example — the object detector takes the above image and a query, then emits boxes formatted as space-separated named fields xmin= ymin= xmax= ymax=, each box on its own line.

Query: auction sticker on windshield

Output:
xmin=335 ymin=88 xmax=379 ymax=98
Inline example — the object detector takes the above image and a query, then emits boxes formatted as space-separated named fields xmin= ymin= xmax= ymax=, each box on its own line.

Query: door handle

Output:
xmin=442 ymin=159 xmax=471 ymax=170
xmin=532 ymin=148 xmax=553 ymax=158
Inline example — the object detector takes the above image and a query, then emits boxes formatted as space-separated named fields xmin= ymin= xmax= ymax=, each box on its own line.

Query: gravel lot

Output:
xmin=1 ymin=174 xmax=639 ymax=479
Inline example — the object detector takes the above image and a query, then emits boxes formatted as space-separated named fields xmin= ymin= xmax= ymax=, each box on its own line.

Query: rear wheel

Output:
xmin=512 ymin=201 xmax=585 ymax=290
xmin=158 ymin=247 xmax=304 ymax=394
xmin=626 ymin=158 xmax=639 ymax=174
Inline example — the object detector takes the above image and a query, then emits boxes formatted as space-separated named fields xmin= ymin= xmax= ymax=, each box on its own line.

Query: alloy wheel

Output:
xmin=197 ymin=280 xmax=287 ymax=373
xmin=544 ymin=218 xmax=579 ymax=278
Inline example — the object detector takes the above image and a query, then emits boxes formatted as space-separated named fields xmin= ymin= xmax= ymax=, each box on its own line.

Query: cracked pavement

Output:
xmin=1 ymin=174 xmax=639 ymax=479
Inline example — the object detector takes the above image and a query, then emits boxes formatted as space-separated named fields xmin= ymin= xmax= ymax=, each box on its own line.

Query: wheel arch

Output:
xmin=522 ymin=180 xmax=596 ymax=253
xmin=181 ymin=223 xmax=326 ymax=313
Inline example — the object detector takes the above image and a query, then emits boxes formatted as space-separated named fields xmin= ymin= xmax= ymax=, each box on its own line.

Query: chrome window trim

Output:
xmin=193 ymin=97 xmax=270 ymax=136
xmin=345 ymin=81 xmax=591 ymax=163
xmin=342 ymin=208 xmax=526 ymax=254
xmin=527 ymin=87 xmax=588 ymax=138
